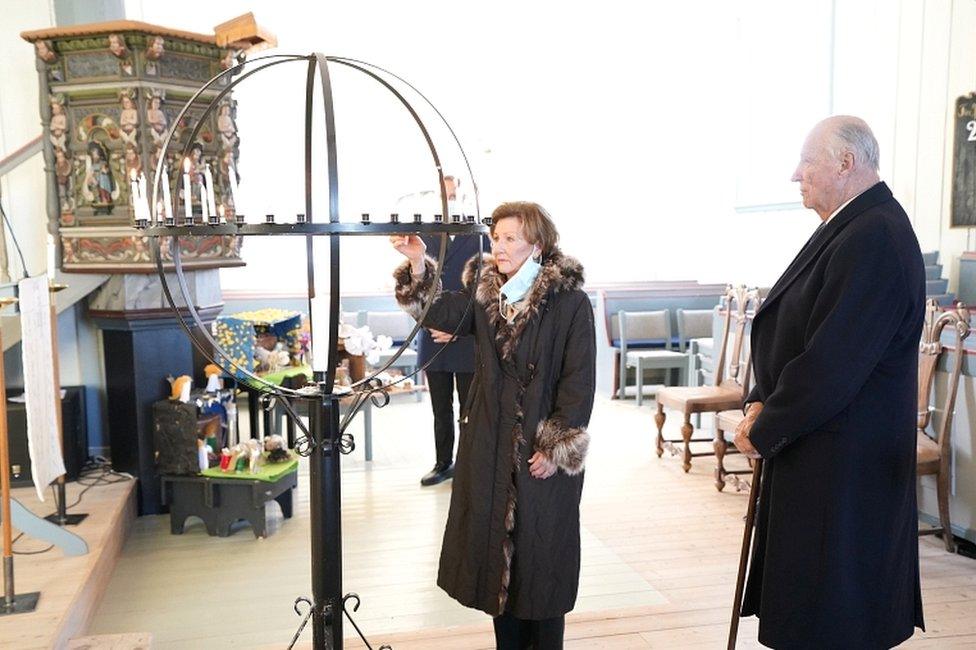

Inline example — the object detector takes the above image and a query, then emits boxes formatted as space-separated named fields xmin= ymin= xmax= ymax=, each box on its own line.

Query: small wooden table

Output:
xmin=161 ymin=469 xmax=297 ymax=538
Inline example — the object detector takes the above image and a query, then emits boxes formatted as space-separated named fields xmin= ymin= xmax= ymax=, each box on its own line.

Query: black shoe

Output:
xmin=420 ymin=462 xmax=454 ymax=486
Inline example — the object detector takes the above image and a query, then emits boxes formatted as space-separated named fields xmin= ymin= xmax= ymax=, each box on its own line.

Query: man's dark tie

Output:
xmin=805 ymin=221 xmax=827 ymax=246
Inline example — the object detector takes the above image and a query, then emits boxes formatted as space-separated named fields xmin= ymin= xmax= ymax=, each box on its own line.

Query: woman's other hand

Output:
xmin=528 ymin=451 xmax=557 ymax=479
xmin=428 ymin=328 xmax=454 ymax=343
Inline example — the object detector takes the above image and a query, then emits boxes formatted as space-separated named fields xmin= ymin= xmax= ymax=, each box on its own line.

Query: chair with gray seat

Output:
xmin=676 ymin=308 xmax=714 ymax=352
xmin=342 ymin=310 xmax=363 ymax=327
xmin=677 ymin=308 xmax=715 ymax=388
xmin=618 ymin=310 xmax=689 ymax=406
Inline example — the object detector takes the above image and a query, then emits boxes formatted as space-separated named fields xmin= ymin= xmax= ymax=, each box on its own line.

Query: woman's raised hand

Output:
xmin=390 ymin=235 xmax=427 ymax=272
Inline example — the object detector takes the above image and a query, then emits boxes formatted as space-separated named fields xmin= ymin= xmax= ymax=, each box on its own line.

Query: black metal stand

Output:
xmin=44 ymin=479 xmax=88 ymax=526
xmin=146 ymin=51 xmax=486 ymax=650
xmin=310 ymin=398 xmax=342 ymax=648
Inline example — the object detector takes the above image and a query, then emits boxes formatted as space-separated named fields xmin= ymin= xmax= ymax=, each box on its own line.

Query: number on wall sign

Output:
xmin=968 ymin=120 xmax=976 ymax=141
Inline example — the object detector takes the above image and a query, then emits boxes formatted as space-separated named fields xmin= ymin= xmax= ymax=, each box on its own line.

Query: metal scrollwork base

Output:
xmin=288 ymin=593 xmax=392 ymax=650
xmin=288 ymin=597 xmax=315 ymax=649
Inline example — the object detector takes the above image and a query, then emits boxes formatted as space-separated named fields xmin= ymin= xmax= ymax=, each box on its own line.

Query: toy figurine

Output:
xmin=245 ymin=438 xmax=263 ymax=473
xmin=264 ymin=434 xmax=291 ymax=463
xmin=204 ymin=363 xmax=223 ymax=393
xmin=167 ymin=375 xmax=192 ymax=402
xmin=196 ymin=439 xmax=208 ymax=471
xmin=224 ymin=443 xmax=243 ymax=473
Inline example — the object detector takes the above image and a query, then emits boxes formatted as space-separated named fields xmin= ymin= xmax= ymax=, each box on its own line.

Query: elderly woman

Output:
xmin=391 ymin=201 xmax=595 ymax=649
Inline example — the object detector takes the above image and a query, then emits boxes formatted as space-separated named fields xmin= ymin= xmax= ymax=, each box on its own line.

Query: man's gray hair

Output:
xmin=829 ymin=116 xmax=880 ymax=171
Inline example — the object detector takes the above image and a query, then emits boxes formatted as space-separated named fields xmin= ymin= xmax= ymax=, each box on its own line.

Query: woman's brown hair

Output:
xmin=489 ymin=201 xmax=559 ymax=258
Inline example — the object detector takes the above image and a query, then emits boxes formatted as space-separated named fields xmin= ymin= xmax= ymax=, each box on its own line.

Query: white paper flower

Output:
xmin=343 ymin=331 xmax=366 ymax=355
xmin=341 ymin=326 xmax=394 ymax=365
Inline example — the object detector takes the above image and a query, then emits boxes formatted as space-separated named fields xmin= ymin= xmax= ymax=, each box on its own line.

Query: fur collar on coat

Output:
xmin=461 ymin=248 xmax=585 ymax=359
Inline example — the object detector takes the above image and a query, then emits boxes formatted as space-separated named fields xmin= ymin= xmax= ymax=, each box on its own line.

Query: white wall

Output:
xmin=0 ymin=2 xmax=112 ymax=449
xmin=715 ymin=0 xmax=976 ymax=292
xmin=122 ymin=0 xmax=974 ymax=299
xmin=0 ymin=0 xmax=55 ymax=279
xmin=125 ymin=1 xmax=749 ymax=294
xmin=889 ymin=0 xmax=976 ymax=290
xmin=0 ymin=1 xmax=961 ymax=295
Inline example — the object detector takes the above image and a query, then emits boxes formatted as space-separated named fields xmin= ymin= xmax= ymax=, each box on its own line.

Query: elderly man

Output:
xmin=733 ymin=116 xmax=926 ymax=648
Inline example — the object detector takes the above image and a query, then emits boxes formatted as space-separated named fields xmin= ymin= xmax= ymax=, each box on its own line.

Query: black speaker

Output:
xmin=7 ymin=385 xmax=89 ymax=488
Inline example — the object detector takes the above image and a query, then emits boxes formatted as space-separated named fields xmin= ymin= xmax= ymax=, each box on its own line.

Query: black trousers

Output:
xmin=493 ymin=611 xmax=565 ymax=649
xmin=425 ymin=370 xmax=473 ymax=465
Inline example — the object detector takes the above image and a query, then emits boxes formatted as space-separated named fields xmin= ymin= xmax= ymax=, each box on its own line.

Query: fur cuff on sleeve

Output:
xmin=393 ymin=256 xmax=440 ymax=320
xmin=535 ymin=419 xmax=590 ymax=476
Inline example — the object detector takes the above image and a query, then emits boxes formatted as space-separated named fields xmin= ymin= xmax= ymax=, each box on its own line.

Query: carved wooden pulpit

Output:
xmin=21 ymin=16 xmax=273 ymax=514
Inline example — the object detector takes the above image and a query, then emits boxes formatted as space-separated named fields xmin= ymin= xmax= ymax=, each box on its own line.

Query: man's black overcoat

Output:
xmin=743 ymin=182 xmax=926 ymax=649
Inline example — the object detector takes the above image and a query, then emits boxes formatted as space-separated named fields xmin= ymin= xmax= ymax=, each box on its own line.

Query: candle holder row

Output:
xmin=134 ymin=212 xmax=492 ymax=229
xmin=138 ymin=158 xmax=491 ymax=232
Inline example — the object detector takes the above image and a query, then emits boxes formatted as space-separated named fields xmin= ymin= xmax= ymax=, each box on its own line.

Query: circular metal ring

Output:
xmin=149 ymin=52 xmax=488 ymax=403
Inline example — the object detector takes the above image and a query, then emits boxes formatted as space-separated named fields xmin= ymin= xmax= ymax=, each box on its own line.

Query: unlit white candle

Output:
xmin=182 ymin=158 xmax=192 ymax=221
xmin=160 ymin=165 xmax=174 ymax=224
xmin=137 ymin=172 xmax=151 ymax=221
xmin=199 ymin=177 xmax=210 ymax=220
xmin=204 ymin=164 xmax=217 ymax=218
xmin=228 ymin=162 xmax=240 ymax=214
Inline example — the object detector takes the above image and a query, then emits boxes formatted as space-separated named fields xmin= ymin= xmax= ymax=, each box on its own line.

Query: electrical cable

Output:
xmin=10 ymin=459 xmax=132 ymax=555
xmin=0 ymin=195 xmax=32 ymax=279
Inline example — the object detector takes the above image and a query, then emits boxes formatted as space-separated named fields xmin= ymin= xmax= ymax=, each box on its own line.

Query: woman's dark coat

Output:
xmin=394 ymin=249 xmax=595 ymax=620
xmin=743 ymin=182 xmax=926 ymax=649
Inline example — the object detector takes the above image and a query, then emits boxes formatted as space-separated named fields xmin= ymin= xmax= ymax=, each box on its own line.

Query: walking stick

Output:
xmin=728 ymin=457 xmax=763 ymax=650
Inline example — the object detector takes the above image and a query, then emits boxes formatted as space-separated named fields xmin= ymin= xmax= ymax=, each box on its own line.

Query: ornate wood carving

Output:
xmin=22 ymin=21 xmax=243 ymax=273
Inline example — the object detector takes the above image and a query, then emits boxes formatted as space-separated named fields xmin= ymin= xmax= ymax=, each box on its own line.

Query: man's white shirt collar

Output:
xmin=825 ymin=185 xmax=872 ymax=224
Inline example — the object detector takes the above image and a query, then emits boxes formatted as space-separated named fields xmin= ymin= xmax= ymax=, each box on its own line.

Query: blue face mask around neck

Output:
xmin=499 ymin=250 xmax=542 ymax=305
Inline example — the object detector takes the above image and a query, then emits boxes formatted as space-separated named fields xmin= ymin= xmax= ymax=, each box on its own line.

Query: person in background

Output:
xmin=416 ymin=175 xmax=489 ymax=486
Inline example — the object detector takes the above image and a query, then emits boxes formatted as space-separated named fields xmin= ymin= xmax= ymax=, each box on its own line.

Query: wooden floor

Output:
xmin=0 ymin=478 xmax=136 ymax=649
xmin=84 ymin=395 xmax=976 ymax=649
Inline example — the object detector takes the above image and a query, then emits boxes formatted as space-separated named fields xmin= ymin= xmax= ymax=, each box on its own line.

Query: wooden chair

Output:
xmin=713 ymin=409 xmax=750 ymax=491
xmin=917 ymin=299 xmax=970 ymax=552
xmin=619 ymin=310 xmax=689 ymax=405
xmin=654 ymin=286 xmax=760 ymax=472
